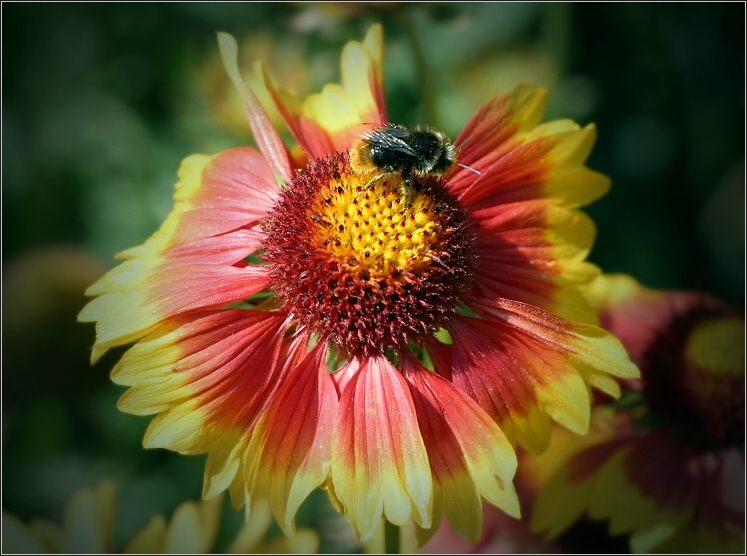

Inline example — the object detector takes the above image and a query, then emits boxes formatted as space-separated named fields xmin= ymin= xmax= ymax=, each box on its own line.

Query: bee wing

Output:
xmin=366 ymin=125 xmax=420 ymax=157
xmin=349 ymin=121 xmax=379 ymax=138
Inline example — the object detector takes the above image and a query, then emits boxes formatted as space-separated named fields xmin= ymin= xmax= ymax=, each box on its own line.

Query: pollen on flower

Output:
xmin=261 ymin=151 xmax=475 ymax=357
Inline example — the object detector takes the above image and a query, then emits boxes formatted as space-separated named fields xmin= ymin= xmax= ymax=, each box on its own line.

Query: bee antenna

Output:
xmin=452 ymin=133 xmax=481 ymax=175
xmin=456 ymin=162 xmax=481 ymax=176
xmin=453 ymin=134 xmax=476 ymax=151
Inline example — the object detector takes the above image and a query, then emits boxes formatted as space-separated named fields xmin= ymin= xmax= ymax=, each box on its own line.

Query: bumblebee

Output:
xmin=349 ymin=123 xmax=457 ymax=194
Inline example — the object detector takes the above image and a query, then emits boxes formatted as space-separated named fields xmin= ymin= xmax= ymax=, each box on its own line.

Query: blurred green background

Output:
xmin=3 ymin=3 xmax=744 ymax=552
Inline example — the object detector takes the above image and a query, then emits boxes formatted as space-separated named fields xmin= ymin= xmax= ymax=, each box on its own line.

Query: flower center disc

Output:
xmin=261 ymin=152 xmax=474 ymax=357
xmin=643 ymin=305 xmax=745 ymax=447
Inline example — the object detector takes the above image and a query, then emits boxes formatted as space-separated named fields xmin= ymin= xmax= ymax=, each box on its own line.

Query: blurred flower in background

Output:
xmin=3 ymin=3 xmax=744 ymax=554
xmin=419 ymin=501 xmax=560 ymax=554
xmin=3 ymin=247 xmax=107 ymax=406
xmin=530 ymin=275 xmax=745 ymax=553
xmin=3 ymin=480 xmax=319 ymax=553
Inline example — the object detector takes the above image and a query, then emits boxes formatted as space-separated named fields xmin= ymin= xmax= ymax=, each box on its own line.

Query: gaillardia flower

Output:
xmin=79 ymin=26 xmax=637 ymax=543
xmin=531 ymin=275 xmax=745 ymax=553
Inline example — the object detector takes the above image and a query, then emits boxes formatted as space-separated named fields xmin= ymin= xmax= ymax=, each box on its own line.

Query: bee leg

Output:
xmin=398 ymin=170 xmax=416 ymax=206
xmin=353 ymin=172 xmax=386 ymax=203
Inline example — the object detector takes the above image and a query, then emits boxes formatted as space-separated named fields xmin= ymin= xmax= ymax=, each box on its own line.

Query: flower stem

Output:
xmin=384 ymin=520 xmax=400 ymax=554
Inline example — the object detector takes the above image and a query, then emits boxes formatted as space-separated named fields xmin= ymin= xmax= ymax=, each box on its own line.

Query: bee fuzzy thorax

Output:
xmin=349 ymin=137 xmax=378 ymax=175
xmin=349 ymin=123 xmax=457 ymax=178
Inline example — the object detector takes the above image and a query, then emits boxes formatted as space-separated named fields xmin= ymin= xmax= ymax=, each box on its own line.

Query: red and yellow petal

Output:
xmin=316 ymin=22 xmax=386 ymax=141
xmin=257 ymin=63 xmax=333 ymax=160
xmin=472 ymin=296 xmax=639 ymax=399
xmin=201 ymin=329 xmax=312 ymax=508
xmin=449 ymin=85 xmax=609 ymax=212
xmin=243 ymin=342 xmax=338 ymax=535
xmin=446 ymin=297 xmax=638 ymax=454
xmin=330 ymin=355 xmax=432 ymax=542
xmin=471 ymin=199 xmax=601 ymax=324
xmin=78 ymin=148 xmax=278 ymax=361
xmin=115 ymin=310 xmax=288 ymax=455
xmin=217 ymin=32 xmax=295 ymax=183
xmin=259 ymin=24 xmax=386 ymax=159
xmin=401 ymin=353 xmax=519 ymax=545
xmin=168 ymin=147 xmax=279 ymax=242
xmin=451 ymin=85 xmax=548 ymax=195
xmin=114 ymin=307 xmax=337 ymax=534
xmin=448 ymin=312 xmax=587 ymax=455
xmin=446 ymin=85 xmax=609 ymax=326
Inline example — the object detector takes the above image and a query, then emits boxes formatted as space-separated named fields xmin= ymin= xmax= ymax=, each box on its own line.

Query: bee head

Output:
xmin=410 ymin=128 xmax=455 ymax=175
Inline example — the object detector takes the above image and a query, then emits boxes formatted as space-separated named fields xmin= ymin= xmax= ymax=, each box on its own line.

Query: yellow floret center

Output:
xmin=685 ymin=317 xmax=745 ymax=377
xmin=310 ymin=171 xmax=441 ymax=278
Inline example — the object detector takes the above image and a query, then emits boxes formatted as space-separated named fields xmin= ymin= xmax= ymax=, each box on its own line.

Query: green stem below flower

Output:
xmin=384 ymin=520 xmax=401 ymax=554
